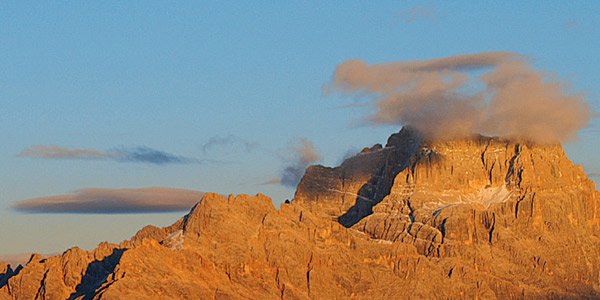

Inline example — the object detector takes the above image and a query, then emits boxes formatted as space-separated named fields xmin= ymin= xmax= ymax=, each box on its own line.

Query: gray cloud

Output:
xmin=13 ymin=187 xmax=206 ymax=214
xmin=114 ymin=146 xmax=198 ymax=164
xmin=201 ymin=135 xmax=257 ymax=153
xmin=398 ymin=5 xmax=437 ymax=24
xmin=338 ymin=147 xmax=360 ymax=164
xmin=18 ymin=145 xmax=198 ymax=165
xmin=280 ymin=138 xmax=321 ymax=188
xmin=328 ymin=52 xmax=593 ymax=144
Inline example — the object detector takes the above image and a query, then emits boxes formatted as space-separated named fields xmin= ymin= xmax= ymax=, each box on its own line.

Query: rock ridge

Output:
xmin=1 ymin=127 xmax=599 ymax=299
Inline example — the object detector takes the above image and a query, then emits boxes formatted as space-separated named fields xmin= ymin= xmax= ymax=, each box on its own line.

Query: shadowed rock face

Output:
xmin=294 ymin=126 xmax=423 ymax=227
xmin=2 ymin=128 xmax=600 ymax=299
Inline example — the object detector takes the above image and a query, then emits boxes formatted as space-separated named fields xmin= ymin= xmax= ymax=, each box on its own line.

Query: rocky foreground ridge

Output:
xmin=2 ymin=127 xmax=600 ymax=299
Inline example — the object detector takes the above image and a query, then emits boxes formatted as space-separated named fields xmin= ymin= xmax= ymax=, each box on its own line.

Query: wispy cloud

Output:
xmin=258 ymin=178 xmax=281 ymax=185
xmin=328 ymin=51 xmax=593 ymax=143
xmin=17 ymin=145 xmax=198 ymax=165
xmin=201 ymin=135 xmax=257 ymax=153
xmin=564 ymin=19 xmax=579 ymax=29
xmin=280 ymin=138 xmax=321 ymax=188
xmin=17 ymin=145 xmax=117 ymax=160
xmin=398 ymin=5 xmax=438 ymax=24
xmin=338 ymin=147 xmax=360 ymax=164
xmin=114 ymin=146 xmax=198 ymax=164
xmin=13 ymin=187 xmax=206 ymax=214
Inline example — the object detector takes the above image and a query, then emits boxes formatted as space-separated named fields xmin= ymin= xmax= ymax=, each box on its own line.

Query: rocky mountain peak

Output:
xmin=2 ymin=127 xmax=599 ymax=299
xmin=295 ymin=127 xmax=594 ymax=226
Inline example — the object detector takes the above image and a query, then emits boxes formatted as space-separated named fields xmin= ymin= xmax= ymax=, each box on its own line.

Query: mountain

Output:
xmin=1 ymin=127 xmax=599 ymax=299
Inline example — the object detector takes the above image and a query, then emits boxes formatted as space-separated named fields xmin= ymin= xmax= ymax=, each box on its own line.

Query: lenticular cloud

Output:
xmin=328 ymin=51 xmax=593 ymax=143
xmin=13 ymin=187 xmax=206 ymax=214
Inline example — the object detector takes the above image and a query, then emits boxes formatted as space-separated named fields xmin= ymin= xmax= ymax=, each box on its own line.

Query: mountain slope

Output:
xmin=2 ymin=127 xmax=600 ymax=299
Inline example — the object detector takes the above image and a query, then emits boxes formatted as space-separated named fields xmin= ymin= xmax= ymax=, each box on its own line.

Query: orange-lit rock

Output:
xmin=1 ymin=128 xmax=599 ymax=299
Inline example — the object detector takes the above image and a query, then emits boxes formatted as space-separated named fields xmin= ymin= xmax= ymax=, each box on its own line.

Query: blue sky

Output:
xmin=1 ymin=1 xmax=599 ymax=257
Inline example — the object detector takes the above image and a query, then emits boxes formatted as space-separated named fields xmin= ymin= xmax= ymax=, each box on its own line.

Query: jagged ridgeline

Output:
xmin=2 ymin=127 xmax=600 ymax=299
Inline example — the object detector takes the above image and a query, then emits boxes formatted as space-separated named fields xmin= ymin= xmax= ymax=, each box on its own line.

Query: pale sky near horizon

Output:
xmin=2 ymin=1 xmax=600 ymax=258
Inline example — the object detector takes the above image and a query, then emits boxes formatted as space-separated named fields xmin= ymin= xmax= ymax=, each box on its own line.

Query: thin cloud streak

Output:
xmin=18 ymin=145 xmax=198 ymax=165
xmin=17 ymin=145 xmax=117 ymax=160
xmin=328 ymin=51 xmax=593 ymax=143
xmin=564 ymin=20 xmax=579 ymax=29
xmin=114 ymin=146 xmax=198 ymax=164
xmin=398 ymin=5 xmax=438 ymax=24
xmin=13 ymin=187 xmax=206 ymax=214
xmin=258 ymin=178 xmax=281 ymax=185
xmin=201 ymin=135 xmax=257 ymax=153
xmin=280 ymin=138 xmax=321 ymax=188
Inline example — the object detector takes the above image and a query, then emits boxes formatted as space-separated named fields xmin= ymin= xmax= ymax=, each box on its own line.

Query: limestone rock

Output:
xmin=296 ymin=127 xmax=600 ymax=298
xmin=1 ymin=127 xmax=600 ymax=299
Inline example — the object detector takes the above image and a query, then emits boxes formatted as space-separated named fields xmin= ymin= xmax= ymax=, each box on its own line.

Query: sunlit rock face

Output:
xmin=295 ymin=127 xmax=600 ymax=298
xmin=1 ymin=127 xmax=600 ymax=299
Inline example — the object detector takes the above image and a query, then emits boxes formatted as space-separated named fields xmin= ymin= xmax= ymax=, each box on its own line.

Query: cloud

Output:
xmin=258 ymin=178 xmax=282 ymax=185
xmin=585 ymin=129 xmax=600 ymax=136
xmin=16 ymin=145 xmax=117 ymax=160
xmin=327 ymin=51 xmax=593 ymax=144
xmin=18 ymin=145 xmax=198 ymax=165
xmin=338 ymin=147 xmax=360 ymax=164
xmin=398 ymin=5 xmax=437 ymax=24
xmin=201 ymin=135 xmax=257 ymax=153
xmin=114 ymin=146 xmax=198 ymax=164
xmin=13 ymin=187 xmax=206 ymax=214
xmin=564 ymin=20 xmax=578 ymax=29
xmin=280 ymin=138 xmax=321 ymax=188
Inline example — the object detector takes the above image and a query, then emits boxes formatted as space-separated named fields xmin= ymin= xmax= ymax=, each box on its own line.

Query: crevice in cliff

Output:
xmin=481 ymin=139 xmax=492 ymax=169
xmin=487 ymin=213 xmax=496 ymax=244
xmin=34 ymin=269 xmax=49 ymax=300
xmin=306 ymin=253 xmax=314 ymax=297
xmin=505 ymin=143 xmax=522 ymax=188
xmin=67 ymin=248 xmax=126 ymax=300
xmin=515 ymin=193 xmax=527 ymax=219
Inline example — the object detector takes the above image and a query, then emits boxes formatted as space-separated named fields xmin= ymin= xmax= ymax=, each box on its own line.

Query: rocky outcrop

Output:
xmin=294 ymin=127 xmax=423 ymax=227
xmin=296 ymin=127 xmax=600 ymax=298
xmin=1 ymin=127 xmax=599 ymax=299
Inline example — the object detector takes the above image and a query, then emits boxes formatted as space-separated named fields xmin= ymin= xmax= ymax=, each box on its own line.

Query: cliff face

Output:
xmin=295 ymin=127 xmax=600 ymax=297
xmin=1 ymin=127 xmax=600 ymax=299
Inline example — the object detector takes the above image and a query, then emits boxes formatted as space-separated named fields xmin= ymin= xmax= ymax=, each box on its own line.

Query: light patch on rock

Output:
xmin=421 ymin=185 xmax=513 ymax=210
xmin=161 ymin=230 xmax=185 ymax=250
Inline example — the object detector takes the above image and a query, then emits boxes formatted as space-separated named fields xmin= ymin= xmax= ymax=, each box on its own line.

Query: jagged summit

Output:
xmin=294 ymin=126 xmax=589 ymax=225
xmin=1 ymin=128 xmax=600 ymax=299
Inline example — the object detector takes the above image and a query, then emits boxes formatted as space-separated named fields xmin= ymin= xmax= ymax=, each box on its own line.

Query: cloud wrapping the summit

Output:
xmin=13 ymin=187 xmax=205 ymax=214
xmin=280 ymin=138 xmax=321 ymax=188
xmin=328 ymin=52 xmax=593 ymax=143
